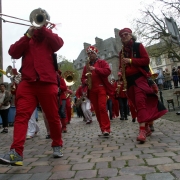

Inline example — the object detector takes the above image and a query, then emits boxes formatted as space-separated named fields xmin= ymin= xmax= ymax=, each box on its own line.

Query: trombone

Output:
xmin=0 ymin=8 xmax=55 ymax=29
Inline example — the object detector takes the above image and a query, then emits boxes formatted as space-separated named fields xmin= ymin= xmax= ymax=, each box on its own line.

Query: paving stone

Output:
xmin=115 ymin=155 xmax=137 ymax=160
xmin=49 ymin=171 xmax=75 ymax=179
xmin=109 ymin=175 xmax=142 ymax=180
xmin=128 ymin=159 xmax=145 ymax=166
xmin=153 ymin=152 xmax=177 ymax=157
xmin=74 ymin=170 xmax=97 ymax=179
xmin=111 ymin=160 xmax=126 ymax=168
xmin=146 ymin=173 xmax=174 ymax=180
xmin=8 ymin=174 xmax=32 ymax=180
xmin=172 ymin=170 xmax=180 ymax=178
xmin=98 ymin=168 xmax=118 ymax=177
xmin=157 ymin=163 xmax=180 ymax=172
xmin=0 ymin=167 xmax=11 ymax=173
xmin=51 ymin=164 xmax=72 ymax=172
xmin=96 ymin=162 xmax=108 ymax=169
xmin=146 ymin=157 xmax=174 ymax=165
xmin=7 ymin=167 xmax=32 ymax=173
xmin=90 ymin=157 xmax=113 ymax=162
xmin=120 ymin=166 xmax=156 ymax=175
xmin=28 ymin=165 xmax=53 ymax=173
xmin=72 ymin=162 xmax=94 ymax=170
xmin=0 ymin=174 xmax=13 ymax=180
xmin=28 ymin=173 xmax=51 ymax=180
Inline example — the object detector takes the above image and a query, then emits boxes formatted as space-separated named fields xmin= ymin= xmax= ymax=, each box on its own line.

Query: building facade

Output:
xmin=73 ymin=28 xmax=122 ymax=81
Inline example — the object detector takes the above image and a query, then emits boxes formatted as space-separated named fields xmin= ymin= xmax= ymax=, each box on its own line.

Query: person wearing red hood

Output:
xmin=119 ymin=28 xmax=167 ymax=143
xmin=81 ymin=46 xmax=114 ymax=136
xmin=0 ymin=8 xmax=64 ymax=166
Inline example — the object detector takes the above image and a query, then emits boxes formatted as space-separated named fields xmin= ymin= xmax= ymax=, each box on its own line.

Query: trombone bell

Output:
xmin=29 ymin=8 xmax=48 ymax=28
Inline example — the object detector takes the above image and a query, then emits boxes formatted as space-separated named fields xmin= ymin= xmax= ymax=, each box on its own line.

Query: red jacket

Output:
xmin=75 ymin=85 xmax=88 ymax=98
xmin=119 ymin=43 xmax=150 ymax=77
xmin=8 ymin=27 xmax=64 ymax=84
xmin=81 ymin=59 xmax=114 ymax=97
xmin=114 ymin=81 xmax=127 ymax=98
xmin=59 ymin=76 xmax=67 ymax=100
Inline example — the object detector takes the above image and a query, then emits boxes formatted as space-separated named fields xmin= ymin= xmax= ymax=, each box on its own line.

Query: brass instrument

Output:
xmin=121 ymin=45 xmax=127 ymax=91
xmin=149 ymin=65 xmax=158 ymax=80
xmin=62 ymin=71 xmax=75 ymax=86
xmin=0 ymin=69 xmax=6 ymax=76
xmin=85 ymin=57 xmax=92 ymax=90
xmin=0 ymin=8 xmax=55 ymax=29
xmin=116 ymin=84 xmax=121 ymax=97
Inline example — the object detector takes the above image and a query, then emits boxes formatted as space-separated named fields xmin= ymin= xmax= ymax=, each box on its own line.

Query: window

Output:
xmin=155 ymin=56 xmax=162 ymax=66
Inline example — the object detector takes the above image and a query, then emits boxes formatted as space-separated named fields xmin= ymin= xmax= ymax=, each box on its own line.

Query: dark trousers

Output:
xmin=59 ymin=100 xmax=66 ymax=118
xmin=118 ymin=97 xmax=128 ymax=118
xmin=0 ymin=108 xmax=10 ymax=128
xmin=106 ymin=99 xmax=113 ymax=120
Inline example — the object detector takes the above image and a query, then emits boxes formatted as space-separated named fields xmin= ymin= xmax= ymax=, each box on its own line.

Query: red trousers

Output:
xmin=89 ymin=87 xmax=110 ymax=133
xmin=11 ymin=81 xmax=63 ymax=156
xmin=127 ymin=76 xmax=167 ymax=123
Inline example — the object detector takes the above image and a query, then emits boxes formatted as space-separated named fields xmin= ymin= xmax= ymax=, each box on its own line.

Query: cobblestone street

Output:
xmin=0 ymin=112 xmax=180 ymax=180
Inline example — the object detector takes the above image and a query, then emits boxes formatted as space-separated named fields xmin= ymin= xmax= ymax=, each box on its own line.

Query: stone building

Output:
xmin=73 ymin=28 xmax=122 ymax=81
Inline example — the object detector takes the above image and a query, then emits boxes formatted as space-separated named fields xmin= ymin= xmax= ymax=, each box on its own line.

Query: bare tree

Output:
xmin=132 ymin=0 xmax=180 ymax=61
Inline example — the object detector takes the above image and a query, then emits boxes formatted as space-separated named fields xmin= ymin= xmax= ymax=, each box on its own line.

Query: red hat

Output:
xmin=118 ymin=72 xmax=122 ymax=76
xmin=119 ymin=28 xmax=132 ymax=37
xmin=86 ymin=46 xmax=98 ymax=55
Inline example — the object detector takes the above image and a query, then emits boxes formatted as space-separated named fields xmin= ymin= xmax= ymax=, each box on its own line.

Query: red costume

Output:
xmin=119 ymin=28 xmax=167 ymax=142
xmin=111 ymin=80 xmax=119 ymax=118
xmin=58 ymin=73 xmax=68 ymax=132
xmin=81 ymin=46 xmax=114 ymax=134
xmin=65 ymin=89 xmax=73 ymax=124
xmin=8 ymin=26 xmax=64 ymax=156
xmin=119 ymin=40 xmax=167 ymax=123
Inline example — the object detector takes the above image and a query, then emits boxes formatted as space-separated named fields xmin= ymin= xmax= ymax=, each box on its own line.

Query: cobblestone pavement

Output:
xmin=0 ymin=112 xmax=180 ymax=180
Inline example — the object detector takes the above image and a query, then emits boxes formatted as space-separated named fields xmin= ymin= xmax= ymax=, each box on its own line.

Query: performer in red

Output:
xmin=65 ymin=88 xmax=73 ymax=125
xmin=119 ymin=28 xmax=167 ymax=143
xmin=115 ymin=72 xmax=128 ymax=120
xmin=110 ymin=79 xmax=119 ymax=119
xmin=81 ymin=46 xmax=114 ymax=136
xmin=0 ymin=8 xmax=64 ymax=166
xmin=57 ymin=70 xmax=68 ymax=133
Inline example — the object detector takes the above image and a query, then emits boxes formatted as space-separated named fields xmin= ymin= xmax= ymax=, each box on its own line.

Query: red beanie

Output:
xmin=86 ymin=46 xmax=98 ymax=55
xmin=119 ymin=28 xmax=132 ymax=37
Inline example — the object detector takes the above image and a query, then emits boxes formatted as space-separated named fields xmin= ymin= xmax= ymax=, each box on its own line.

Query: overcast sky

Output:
xmin=1 ymin=0 xmax=154 ymax=82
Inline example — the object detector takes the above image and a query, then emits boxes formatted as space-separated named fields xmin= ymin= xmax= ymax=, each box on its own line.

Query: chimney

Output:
xmin=114 ymin=28 xmax=122 ymax=52
xmin=95 ymin=37 xmax=103 ymax=48
xmin=83 ymin=43 xmax=91 ymax=51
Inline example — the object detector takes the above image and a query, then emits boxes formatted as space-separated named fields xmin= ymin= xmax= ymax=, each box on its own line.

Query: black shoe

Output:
xmin=149 ymin=125 xmax=154 ymax=132
xmin=176 ymin=112 xmax=180 ymax=115
xmin=1 ymin=129 xmax=8 ymax=133
xmin=46 ymin=135 xmax=51 ymax=139
xmin=120 ymin=117 xmax=124 ymax=120
xmin=125 ymin=117 xmax=128 ymax=120
xmin=132 ymin=118 xmax=136 ymax=122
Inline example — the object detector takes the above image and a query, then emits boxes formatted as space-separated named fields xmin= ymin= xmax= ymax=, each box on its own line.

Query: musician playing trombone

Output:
xmin=0 ymin=8 xmax=64 ymax=166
